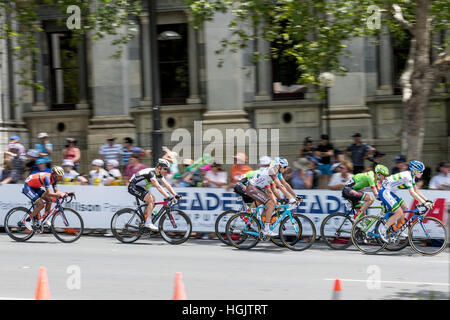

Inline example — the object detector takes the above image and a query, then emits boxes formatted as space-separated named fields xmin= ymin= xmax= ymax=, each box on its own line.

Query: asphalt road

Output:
xmin=0 ymin=233 xmax=448 ymax=300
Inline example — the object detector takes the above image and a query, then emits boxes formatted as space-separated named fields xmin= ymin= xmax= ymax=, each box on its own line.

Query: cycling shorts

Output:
xmin=22 ymin=184 xmax=46 ymax=203
xmin=379 ymin=187 xmax=404 ymax=212
xmin=234 ymin=182 xmax=254 ymax=204
xmin=128 ymin=182 xmax=149 ymax=201
xmin=245 ymin=184 xmax=270 ymax=205
xmin=342 ymin=186 xmax=365 ymax=205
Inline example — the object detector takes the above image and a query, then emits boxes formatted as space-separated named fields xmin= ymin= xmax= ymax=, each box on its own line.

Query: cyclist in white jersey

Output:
xmin=378 ymin=160 xmax=433 ymax=241
xmin=128 ymin=158 xmax=182 ymax=231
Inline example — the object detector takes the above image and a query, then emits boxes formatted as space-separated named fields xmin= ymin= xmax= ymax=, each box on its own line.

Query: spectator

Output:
xmin=429 ymin=161 xmax=450 ymax=190
xmin=291 ymin=158 xmax=313 ymax=189
xmin=105 ymin=159 xmax=123 ymax=186
xmin=34 ymin=158 xmax=52 ymax=174
xmin=9 ymin=144 xmax=25 ymax=182
xmin=315 ymin=134 xmax=334 ymax=187
xmin=391 ymin=155 xmax=408 ymax=175
xmin=368 ymin=150 xmax=386 ymax=171
xmin=62 ymin=159 xmax=88 ymax=185
xmin=6 ymin=135 xmax=26 ymax=157
xmin=35 ymin=132 xmax=53 ymax=166
xmin=62 ymin=138 xmax=81 ymax=172
xmin=203 ymin=162 xmax=227 ymax=188
xmin=0 ymin=160 xmax=14 ymax=184
xmin=306 ymin=155 xmax=321 ymax=189
xmin=162 ymin=146 xmax=178 ymax=179
xmin=99 ymin=136 xmax=122 ymax=163
xmin=174 ymin=158 xmax=195 ymax=187
xmin=89 ymin=159 xmax=109 ymax=186
xmin=122 ymin=137 xmax=146 ymax=167
xmin=328 ymin=160 xmax=354 ymax=190
xmin=346 ymin=133 xmax=375 ymax=174
xmin=230 ymin=153 xmax=252 ymax=187
xmin=24 ymin=149 xmax=39 ymax=176
xmin=123 ymin=154 xmax=148 ymax=186
xmin=298 ymin=137 xmax=315 ymax=158
xmin=330 ymin=149 xmax=345 ymax=173
xmin=282 ymin=166 xmax=294 ymax=185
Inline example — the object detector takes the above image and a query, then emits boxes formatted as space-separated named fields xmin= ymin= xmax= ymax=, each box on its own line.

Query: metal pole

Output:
xmin=149 ymin=0 xmax=162 ymax=165
xmin=326 ymin=86 xmax=331 ymax=137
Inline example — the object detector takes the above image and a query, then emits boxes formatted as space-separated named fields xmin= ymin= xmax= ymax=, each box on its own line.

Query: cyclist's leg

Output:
xmin=127 ymin=182 xmax=150 ymax=221
xmin=359 ymin=193 xmax=374 ymax=217
xmin=380 ymin=189 xmax=404 ymax=229
xmin=143 ymin=193 xmax=155 ymax=223
xmin=245 ymin=185 xmax=273 ymax=229
xmin=342 ymin=186 xmax=363 ymax=216
xmin=22 ymin=185 xmax=45 ymax=218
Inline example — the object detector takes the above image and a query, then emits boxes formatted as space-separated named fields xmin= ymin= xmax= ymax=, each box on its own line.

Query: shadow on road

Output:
xmin=383 ymin=288 xmax=450 ymax=300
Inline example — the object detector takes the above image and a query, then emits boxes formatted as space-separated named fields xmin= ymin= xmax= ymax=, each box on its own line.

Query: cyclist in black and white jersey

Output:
xmin=128 ymin=158 xmax=182 ymax=231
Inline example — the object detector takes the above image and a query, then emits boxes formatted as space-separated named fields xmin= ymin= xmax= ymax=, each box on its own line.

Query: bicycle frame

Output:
xmin=133 ymin=197 xmax=178 ymax=229
xmin=20 ymin=195 xmax=72 ymax=230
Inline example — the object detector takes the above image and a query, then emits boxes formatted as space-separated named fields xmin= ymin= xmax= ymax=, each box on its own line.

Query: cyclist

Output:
xmin=271 ymin=157 xmax=299 ymax=201
xmin=342 ymin=164 xmax=390 ymax=219
xmin=22 ymin=166 xmax=67 ymax=230
xmin=127 ymin=158 xmax=182 ymax=231
xmin=378 ymin=160 xmax=433 ymax=242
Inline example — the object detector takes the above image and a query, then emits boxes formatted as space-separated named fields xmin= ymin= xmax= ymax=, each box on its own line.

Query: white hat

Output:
xmin=92 ymin=159 xmax=104 ymax=167
xmin=259 ymin=156 xmax=272 ymax=166
xmin=37 ymin=132 xmax=49 ymax=139
xmin=62 ymin=159 xmax=75 ymax=167
xmin=27 ymin=149 xmax=39 ymax=158
xmin=106 ymin=159 xmax=119 ymax=167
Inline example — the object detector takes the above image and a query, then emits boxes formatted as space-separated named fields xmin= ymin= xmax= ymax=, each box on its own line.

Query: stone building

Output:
xmin=0 ymin=0 xmax=449 ymax=175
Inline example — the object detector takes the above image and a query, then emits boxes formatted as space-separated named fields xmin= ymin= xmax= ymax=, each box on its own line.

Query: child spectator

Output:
xmin=89 ymin=159 xmax=109 ymax=186
xmin=105 ymin=159 xmax=123 ymax=186
xmin=62 ymin=159 xmax=88 ymax=185
xmin=34 ymin=158 xmax=52 ymax=174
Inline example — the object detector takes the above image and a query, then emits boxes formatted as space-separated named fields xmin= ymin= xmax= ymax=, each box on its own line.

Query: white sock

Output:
xmin=146 ymin=217 xmax=152 ymax=225
xmin=264 ymin=223 xmax=270 ymax=231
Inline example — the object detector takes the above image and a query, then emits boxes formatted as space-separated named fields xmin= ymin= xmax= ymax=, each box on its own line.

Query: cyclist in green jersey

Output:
xmin=342 ymin=164 xmax=389 ymax=218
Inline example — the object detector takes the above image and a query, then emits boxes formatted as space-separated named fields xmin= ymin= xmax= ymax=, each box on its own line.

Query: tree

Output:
xmin=188 ymin=0 xmax=449 ymax=160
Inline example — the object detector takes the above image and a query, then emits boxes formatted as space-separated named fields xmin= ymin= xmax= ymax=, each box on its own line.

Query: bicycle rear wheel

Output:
xmin=111 ymin=208 xmax=143 ymax=243
xmin=159 ymin=209 xmax=192 ymax=245
xmin=4 ymin=207 xmax=35 ymax=242
xmin=320 ymin=213 xmax=353 ymax=249
xmin=281 ymin=214 xmax=316 ymax=251
xmin=409 ymin=217 xmax=448 ymax=256
xmin=51 ymin=208 xmax=84 ymax=243
xmin=351 ymin=216 xmax=387 ymax=254
xmin=215 ymin=210 xmax=239 ymax=245
xmin=225 ymin=212 xmax=260 ymax=250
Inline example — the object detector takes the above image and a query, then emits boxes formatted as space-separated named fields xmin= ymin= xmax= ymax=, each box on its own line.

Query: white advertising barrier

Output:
xmin=0 ymin=184 xmax=448 ymax=232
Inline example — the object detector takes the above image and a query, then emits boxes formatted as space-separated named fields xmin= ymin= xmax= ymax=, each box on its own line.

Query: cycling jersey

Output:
xmin=130 ymin=168 xmax=166 ymax=189
xmin=25 ymin=172 xmax=55 ymax=189
xmin=247 ymin=167 xmax=275 ymax=189
xmin=62 ymin=170 xmax=80 ymax=185
xmin=346 ymin=171 xmax=377 ymax=190
xmin=382 ymin=171 xmax=416 ymax=190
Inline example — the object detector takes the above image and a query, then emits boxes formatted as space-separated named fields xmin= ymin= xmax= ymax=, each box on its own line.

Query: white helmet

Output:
xmin=62 ymin=159 xmax=74 ymax=167
xmin=259 ymin=156 xmax=272 ymax=166
xmin=107 ymin=159 xmax=119 ymax=167
xmin=52 ymin=166 xmax=65 ymax=177
xmin=157 ymin=158 xmax=171 ymax=168
xmin=92 ymin=159 xmax=104 ymax=167
xmin=268 ymin=161 xmax=280 ymax=175
xmin=274 ymin=157 xmax=289 ymax=168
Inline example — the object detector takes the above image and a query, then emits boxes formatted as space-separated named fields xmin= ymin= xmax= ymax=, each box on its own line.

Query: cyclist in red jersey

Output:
xmin=22 ymin=166 xmax=66 ymax=230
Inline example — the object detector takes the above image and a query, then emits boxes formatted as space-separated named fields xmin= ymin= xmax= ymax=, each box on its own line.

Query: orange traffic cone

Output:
xmin=173 ymin=272 xmax=187 ymax=300
xmin=35 ymin=267 xmax=51 ymax=300
xmin=331 ymin=279 xmax=342 ymax=300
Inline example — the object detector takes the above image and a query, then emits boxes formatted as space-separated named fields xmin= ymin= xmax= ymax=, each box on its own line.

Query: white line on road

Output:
xmin=324 ymin=279 xmax=450 ymax=286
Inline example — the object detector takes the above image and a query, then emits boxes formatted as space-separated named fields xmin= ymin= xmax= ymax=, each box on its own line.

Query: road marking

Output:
xmin=324 ymin=278 xmax=450 ymax=286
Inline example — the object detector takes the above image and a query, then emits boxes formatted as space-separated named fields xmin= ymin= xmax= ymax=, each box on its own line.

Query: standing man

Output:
xmin=346 ymin=133 xmax=375 ymax=174
xmin=391 ymin=155 xmax=408 ymax=175
xmin=99 ymin=135 xmax=122 ymax=164
xmin=35 ymin=132 xmax=53 ymax=166
xmin=315 ymin=134 xmax=334 ymax=187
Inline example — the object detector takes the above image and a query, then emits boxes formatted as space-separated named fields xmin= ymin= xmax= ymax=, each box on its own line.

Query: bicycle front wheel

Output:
xmin=320 ymin=213 xmax=353 ymax=249
xmin=110 ymin=208 xmax=143 ymax=243
xmin=225 ymin=213 xmax=260 ymax=250
xmin=351 ymin=215 xmax=387 ymax=254
xmin=159 ymin=209 xmax=192 ymax=245
xmin=215 ymin=210 xmax=239 ymax=245
xmin=409 ymin=217 xmax=448 ymax=256
xmin=4 ymin=207 xmax=35 ymax=242
xmin=51 ymin=208 xmax=84 ymax=243
xmin=281 ymin=214 xmax=316 ymax=251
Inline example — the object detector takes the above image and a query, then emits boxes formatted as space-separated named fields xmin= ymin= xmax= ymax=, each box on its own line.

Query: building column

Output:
xmin=76 ymin=36 xmax=89 ymax=109
xmin=254 ymin=29 xmax=271 ymax=101
xmin=32 ymin=25 xmax=48 ymax=111
xmin=187 ymin=19 xmax=201 ymax=104
xmin=376 ymin=26 xmax=394 ymax=95
xmin=139 ymin=12 xmax=152 ymax=107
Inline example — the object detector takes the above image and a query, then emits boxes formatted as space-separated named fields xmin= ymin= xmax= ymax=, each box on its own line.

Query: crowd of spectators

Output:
xmin=0 ymin=132 xmax=448 ymax=191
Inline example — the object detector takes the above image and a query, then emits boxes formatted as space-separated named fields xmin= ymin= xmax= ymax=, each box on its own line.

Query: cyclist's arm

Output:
xmin=269 ymin=183 xmax=282 ymax=200
xmin=265 ymin=186 xmax=277 ymax=204
xmin=272 ymin=176 xmax=293 ymax=200
xmin=408 ymin=187 xmax=426 ymax=204
xmin=151 ymin=178 xmax=171 ymax=199
xmin=279 ymin=176 xmax=297 ymax=199
xmin=370 ymin=185 xmax=379 ymax=199
xmin=160 ymin=178 xmax=177 ymax=197
xmin=412 ymin=184 xmax=427 ymax=203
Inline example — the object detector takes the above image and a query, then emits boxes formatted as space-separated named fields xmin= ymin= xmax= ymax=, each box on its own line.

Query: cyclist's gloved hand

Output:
xmin=289 ymin=198 xmax=296 ymax=204
xmin=296 ymin=195 xmax=303 ymax=202
xmin=278 ymin=198 xmax=288 ymax=205
xmin=175 ymin=194 xmax=182 ymax=200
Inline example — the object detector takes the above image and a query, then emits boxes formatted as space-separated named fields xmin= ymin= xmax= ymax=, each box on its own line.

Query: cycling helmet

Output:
xmin=52 ymin=166 xmax=64 ymax=177
xmin=157 ymin=158 xmax=170 ymax=168
xmin=409 ymin=160 xmax=425 ymax=173
xmin=267 ymin=160 xmax=280 ymax=175
xmin=374 ymin=164 xmax=389 ymax=176
xmin=274 ymin=157 xmax=289 ymax=168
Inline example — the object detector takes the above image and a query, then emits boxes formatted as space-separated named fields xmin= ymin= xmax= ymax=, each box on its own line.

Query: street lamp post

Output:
xmin=319 ymin=72 xmax=335 ymax=137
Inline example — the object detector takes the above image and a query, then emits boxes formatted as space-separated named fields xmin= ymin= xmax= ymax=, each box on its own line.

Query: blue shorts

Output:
xmin=379 ymin=188 xmax=404 ymax=212
xmin=318 ymin=164 xmax=332 ymax=175
xmin=22 ymin=184 xmax=46 ymax=203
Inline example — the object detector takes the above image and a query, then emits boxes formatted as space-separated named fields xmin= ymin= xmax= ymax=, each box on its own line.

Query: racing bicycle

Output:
xmin=351 ymin=204 xmax=448 ymax=256
xmin=110 ymin=197 xmax=192 ymax=245
xmin=4 ymin=193 xmax=84 ymax=243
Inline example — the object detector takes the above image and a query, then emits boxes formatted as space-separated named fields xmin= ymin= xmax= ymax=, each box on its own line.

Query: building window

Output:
xmin=158 ymin=23 xmax=188 ymax=105
xmin=392 ymin=31 xmax=412 ymax=95
xmin=47 ymin=32 xmax=79 ymax=110
xmin=271 ymin=42 xmax=306 ymax=100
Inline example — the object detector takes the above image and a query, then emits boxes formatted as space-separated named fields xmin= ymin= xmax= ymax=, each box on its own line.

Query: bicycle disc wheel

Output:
xmin=111 ymin=208 xmax=143 ymax=243
xmin=320 ymin=213 xmax=353 ymax=249
xmin=281 ymin=214 xmax=316 ymax=251
xmin=4 ymin=207 xmax=35 ymax=242
xmin=51 ymin=208 xmax=84 ymax=243
xmin=215 ymin=210 xmax=239 ymax=245
xmin=409 ymin=217 xmax=448 ymax=256
xmin=351 ymin=215 xmax=387 ymax=254
xmin=159 ymin=209 xmax=192 ymax=245
xmin=225 ymin=213 xmax=260 ymax=250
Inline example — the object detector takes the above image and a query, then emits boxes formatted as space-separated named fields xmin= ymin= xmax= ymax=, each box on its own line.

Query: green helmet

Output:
xmin=374 ymin=164 xmax=389 ymax=176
